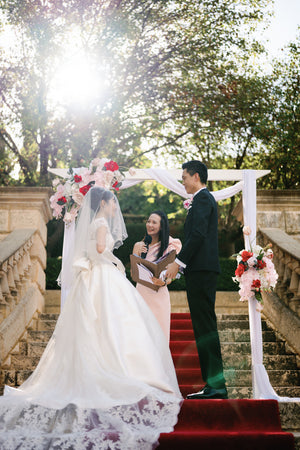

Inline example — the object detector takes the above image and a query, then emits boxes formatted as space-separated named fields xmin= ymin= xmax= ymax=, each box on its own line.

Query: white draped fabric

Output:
xmin=121 ymin=168 xmax=244 ymax=202
xmin=242 ymin=170 xmax=300 ymax=402
xmin=58 ymin=167 xmax=299 ymax=401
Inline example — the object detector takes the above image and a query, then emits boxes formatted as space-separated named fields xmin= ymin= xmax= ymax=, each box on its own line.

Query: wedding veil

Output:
xmin=73 ymin=187 xmax=127 ymax=260
xmin=61 ymin=187 xmax=127 ymax=299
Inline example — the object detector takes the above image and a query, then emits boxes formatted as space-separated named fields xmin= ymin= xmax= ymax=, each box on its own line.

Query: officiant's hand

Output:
xmin=152 ymin=276 xmax=172 ymax=287
xmin=133 ymin=241 xmax=147 ymax=257
xmin=165 ymin=262 xmax=179 ymax=280
xmin=152 ymin=277 xmax=166 ymax=287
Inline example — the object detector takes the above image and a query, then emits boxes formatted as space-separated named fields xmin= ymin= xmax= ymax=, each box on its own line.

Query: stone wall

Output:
xmin=233 ymin=190 xmax=300 ymax=241
xmin=0 ymin=187 xmax=52 ymax=243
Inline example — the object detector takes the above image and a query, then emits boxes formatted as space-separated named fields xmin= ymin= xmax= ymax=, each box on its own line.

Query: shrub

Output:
xmin=45 ymin=257 xmax=62 ymax=289
xmin=46 ymin=256 xmax=238 ymax=292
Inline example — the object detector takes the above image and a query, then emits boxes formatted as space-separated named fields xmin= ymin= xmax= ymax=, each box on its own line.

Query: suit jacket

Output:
xmin=177 ymin=188 xmax=220 ymax=273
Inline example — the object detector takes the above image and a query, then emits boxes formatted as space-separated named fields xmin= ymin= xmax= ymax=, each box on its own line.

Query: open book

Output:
xmin=130 ymin=249 xmax=176 ymax=291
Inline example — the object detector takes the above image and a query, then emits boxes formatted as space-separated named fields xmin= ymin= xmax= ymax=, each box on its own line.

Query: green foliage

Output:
xmin=45 ymin=257 xmax=62 ymax=289
xmin=46 ymin=255 xmax=238 ymax=291
xmin=255 ymin=38 xmax=300 ymax=189
xmin=0 ymin=0 xmax=273 ymax=186
xmin=117 ymin=181 xmax=186 ymax=218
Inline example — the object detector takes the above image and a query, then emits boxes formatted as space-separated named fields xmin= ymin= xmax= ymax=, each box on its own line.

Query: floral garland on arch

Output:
xmin=50 ymin=158 xmax=123 ymax=224
xmin=232 ymin=226 xmax=278 ymax=311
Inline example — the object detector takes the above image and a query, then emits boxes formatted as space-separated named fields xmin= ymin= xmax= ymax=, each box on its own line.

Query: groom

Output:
xmin=166 ymin=160 xmax=227 ymax=399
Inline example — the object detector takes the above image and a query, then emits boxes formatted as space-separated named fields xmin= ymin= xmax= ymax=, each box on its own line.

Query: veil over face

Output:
xmin=73 ymin=186 xmax=128 ymax=262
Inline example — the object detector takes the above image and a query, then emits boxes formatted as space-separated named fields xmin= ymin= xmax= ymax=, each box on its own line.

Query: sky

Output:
xmin=261 ymin=0 xmax=300 ymax=56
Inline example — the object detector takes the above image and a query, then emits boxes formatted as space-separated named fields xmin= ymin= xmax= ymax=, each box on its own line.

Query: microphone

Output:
xmin=141 ymin=235 xmax=152 ymax=259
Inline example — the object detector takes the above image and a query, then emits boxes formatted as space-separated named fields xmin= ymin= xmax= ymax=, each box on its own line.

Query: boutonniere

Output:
xmin=183 ymin=197 xmax=193 ymax=210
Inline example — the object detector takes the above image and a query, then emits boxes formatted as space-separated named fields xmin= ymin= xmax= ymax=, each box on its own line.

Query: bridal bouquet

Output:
xmin=232 ymin=240 xmax=278 ymax=307
xmin=50 ymin=158 xmax=123 ymax=224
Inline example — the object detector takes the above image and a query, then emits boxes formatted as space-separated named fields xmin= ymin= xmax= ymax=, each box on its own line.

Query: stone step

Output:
xmin=37 ymin=320 xmax=57 ymax=331
xmin=9 ymin=352 xmax=297 ymax=373
xmin=171 ymin=329 xmax=277 ymax=342
xmin=27 ymin=328 xmax=280 ymax=344
xmin=24 ymin=340 xmax=288 ymax=357
xmin=4 ymin=368 xmax=299 ymax=392
xmin=224 ymin=369 xmax=300 ymax=387
xmin=175 ymin=368 xmax=300 ymax=387
xmin=174 ymin=353 xmax=298 ymax=371
xmin=179 ymin=385 xmax=300 ymax=400
xmin=170 ymin=340 xmax=287 ymax=355
xmin=27 ymin=330 xmax=53 ymax=342
xmin=10 ymin=355 xmax=42 ymax=370
xmin=3 ymin=369 xmax=32 ymax=387
xmin=39 ymin=313 xmax=60 ymax=321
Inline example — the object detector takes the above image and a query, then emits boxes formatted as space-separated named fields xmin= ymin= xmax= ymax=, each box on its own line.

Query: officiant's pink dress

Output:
xmin=136 ymin=237 xmax=182 ymax=342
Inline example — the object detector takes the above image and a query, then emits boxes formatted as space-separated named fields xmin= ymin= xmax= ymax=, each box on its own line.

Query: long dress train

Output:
xmin=0 ymin=217 xmax=182 ymax=449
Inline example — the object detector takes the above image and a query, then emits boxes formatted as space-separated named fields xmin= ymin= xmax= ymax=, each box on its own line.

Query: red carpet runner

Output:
xmin=158 ymin=312 xmax=295 ymax=449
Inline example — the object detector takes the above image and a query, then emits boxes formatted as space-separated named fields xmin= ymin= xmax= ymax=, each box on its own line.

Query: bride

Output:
xmin=0 ymin=187 xmax=182 ymax=449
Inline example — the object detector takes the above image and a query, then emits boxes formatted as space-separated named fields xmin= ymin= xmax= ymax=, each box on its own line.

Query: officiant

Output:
xmin=132 ymin=210 xmax=181 ymax=342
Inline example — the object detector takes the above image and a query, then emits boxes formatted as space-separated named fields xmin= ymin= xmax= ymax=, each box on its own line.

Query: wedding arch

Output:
xmin=49 ymin=166 xmax=299 ymax=402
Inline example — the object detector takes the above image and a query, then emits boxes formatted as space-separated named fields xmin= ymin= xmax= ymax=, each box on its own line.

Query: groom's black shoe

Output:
xmin=187 ymin=385 xmax=228 ymax=400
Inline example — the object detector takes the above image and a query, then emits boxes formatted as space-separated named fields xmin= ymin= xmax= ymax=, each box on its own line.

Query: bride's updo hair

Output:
xmin=90 ymin=187 xmax=114 ymax=218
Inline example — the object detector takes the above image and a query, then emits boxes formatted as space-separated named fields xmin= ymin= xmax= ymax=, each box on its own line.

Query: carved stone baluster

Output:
xmin=0 ymin=266 xmax=11 ymax=318
xmin=12 ymin=256 xmax=21 ymax=304
xmin=288 ymin=262 xmax=300 ymax=314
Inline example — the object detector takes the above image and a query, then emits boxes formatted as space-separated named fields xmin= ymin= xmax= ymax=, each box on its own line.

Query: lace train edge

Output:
xmin=0 ymin=394 xmax=182 ymax=450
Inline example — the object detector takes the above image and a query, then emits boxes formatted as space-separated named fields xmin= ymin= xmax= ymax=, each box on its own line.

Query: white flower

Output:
xmin=252 ymin=245 xmax=263 ymax=257
xmin=247 ymin=256 xmax=256 ymax=267
xmin=242 ymin=226 xmax=251 ymax=236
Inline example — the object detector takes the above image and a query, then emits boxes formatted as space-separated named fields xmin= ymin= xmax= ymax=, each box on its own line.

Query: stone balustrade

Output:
xmin=0 ymin=229 xmax=35 ymax=321
xmin=258 ymin=228 xmax=300 ymax=318
xmin=0 ymin=187 xmax=52 ymax=366
xmin=258 ymin=227 xmax=300 ymax=356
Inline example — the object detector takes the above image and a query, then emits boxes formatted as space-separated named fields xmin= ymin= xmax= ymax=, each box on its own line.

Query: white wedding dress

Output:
xmin=0 ymin=217 xmax=182 ymax=449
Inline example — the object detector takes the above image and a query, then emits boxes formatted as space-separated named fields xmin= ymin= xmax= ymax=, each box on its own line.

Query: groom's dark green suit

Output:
xmin=177 ymin=188 xmax=226 ymax=389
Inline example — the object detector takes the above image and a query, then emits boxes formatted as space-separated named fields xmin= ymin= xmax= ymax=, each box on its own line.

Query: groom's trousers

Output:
xmin=185 ymin=270 xmax=226 ymax=389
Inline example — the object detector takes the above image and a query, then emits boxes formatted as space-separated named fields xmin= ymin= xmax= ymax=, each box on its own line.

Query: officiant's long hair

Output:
xmin=151 ymin=210 xmax=169 ymax=260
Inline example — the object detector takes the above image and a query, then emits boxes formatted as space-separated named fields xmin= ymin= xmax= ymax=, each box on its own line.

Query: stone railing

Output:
xmin=0 ymin=229 xmax=46 ymax=366
xmin=0 ymin=187 xmax=52 ymax=367
xmin=0 ymin=229 xmax=35 ymax=320
xmin=258 ymin=227 xmax=300 ymax=355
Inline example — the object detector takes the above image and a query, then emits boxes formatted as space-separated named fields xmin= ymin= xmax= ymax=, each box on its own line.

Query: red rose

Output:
xmin=57 ymin=196 xmax=67 ymax=204
xmin=79 ymin=184 xmax=92 ymax=196
xmin=112 ymin=181 xmax=120 ymax=191
xmin=74 ymin=174 xmax=82 ymax=183
xmin=104 ymin=160 xmax=119 ymax=172
xmin=241 ymin=250 xmax=253 ymax=262
xmin=235 ymin=263 xmax=245 ymax=277
xmin=252 ymin=279 xmax=261 ymax=289
xmin=257 ymin=259 xmax=266 ymax=269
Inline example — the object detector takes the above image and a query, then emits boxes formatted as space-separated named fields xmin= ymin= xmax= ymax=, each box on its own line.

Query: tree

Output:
xmin=0 ymin=0 xmax=271 ymax=185
xmin=255 ymin=37 xmax=300 ymax=189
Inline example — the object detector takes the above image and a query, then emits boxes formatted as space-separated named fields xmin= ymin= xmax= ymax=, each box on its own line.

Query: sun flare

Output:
xmin=50 ymin=50 xmax=107 ymax=107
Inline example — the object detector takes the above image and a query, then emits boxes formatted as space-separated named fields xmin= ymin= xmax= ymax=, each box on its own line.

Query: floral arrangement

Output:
xmin=183 ymin=197 xmax=193 ymax=210
xmin=50 ymin=158 xmax=123 ymax=224
xmin=232 ymin=226 xmax=278 ymax=309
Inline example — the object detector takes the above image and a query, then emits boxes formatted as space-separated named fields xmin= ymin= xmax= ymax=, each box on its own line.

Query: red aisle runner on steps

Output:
xmin=158 ymin=312 xmax=295 ymax=449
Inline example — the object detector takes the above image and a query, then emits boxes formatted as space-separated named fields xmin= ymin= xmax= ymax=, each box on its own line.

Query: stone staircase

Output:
xmin=1 ymin=291 xmax=300 ymax=448
xmin=2 ymin=311 xmax=300 ymax=400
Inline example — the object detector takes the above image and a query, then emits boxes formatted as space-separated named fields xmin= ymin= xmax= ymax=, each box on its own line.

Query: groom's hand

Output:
xmin=165 ymin=262 xmax=179 ymax=280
